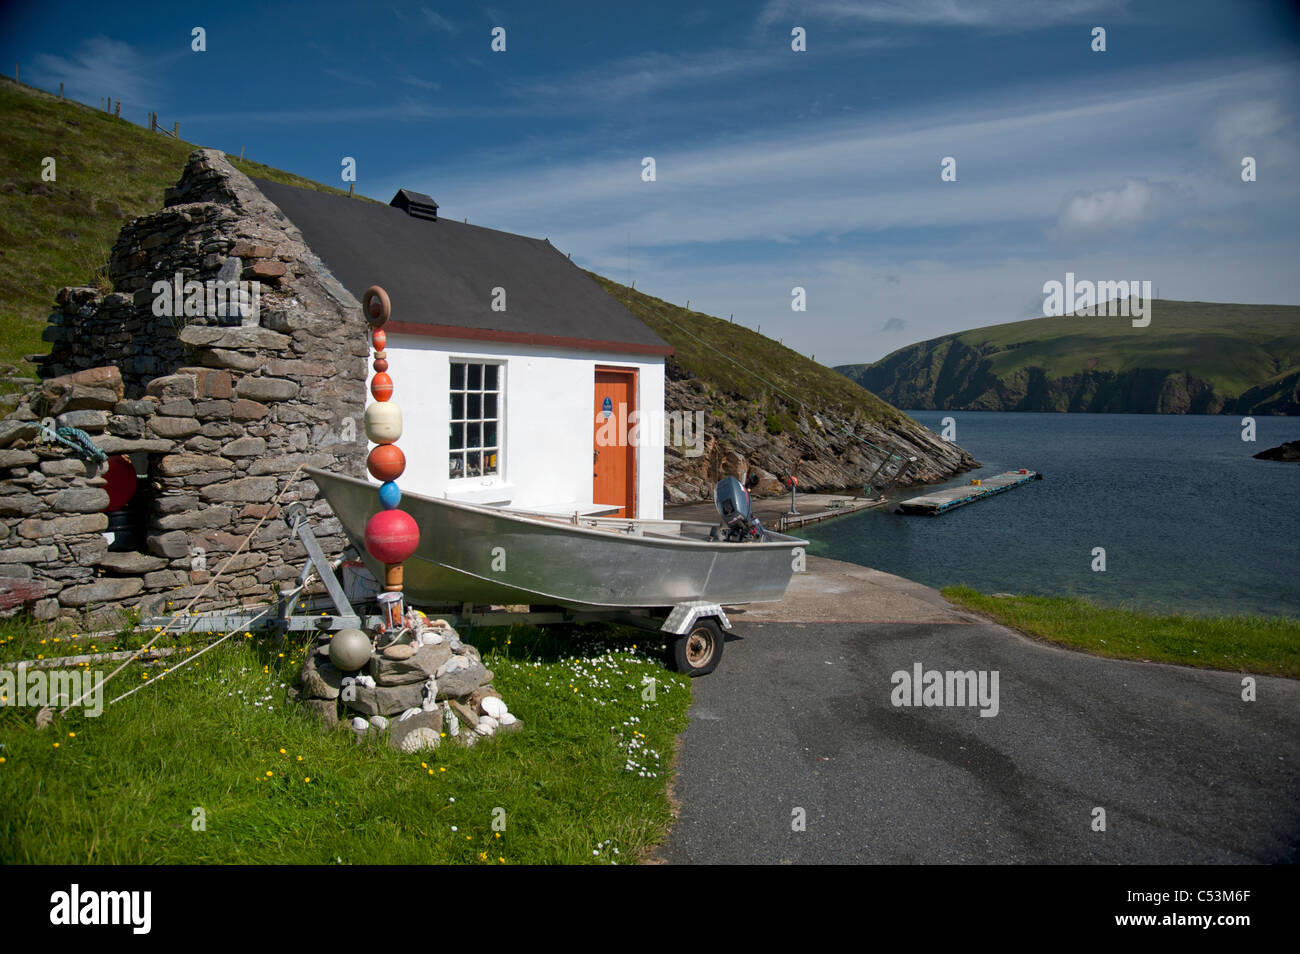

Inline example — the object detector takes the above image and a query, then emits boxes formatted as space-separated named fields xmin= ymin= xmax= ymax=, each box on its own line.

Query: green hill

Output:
xmin=0 ymin=75 xmax=363 ymax=394
xmin=837 ymin=302 xmax=1300 ymax=414
xmin=0 ymin=76 xmax=976 ymax=497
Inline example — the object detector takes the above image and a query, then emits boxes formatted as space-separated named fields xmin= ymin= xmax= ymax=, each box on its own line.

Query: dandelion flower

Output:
xmin=266 ymin=771 xmax=273 ymax=777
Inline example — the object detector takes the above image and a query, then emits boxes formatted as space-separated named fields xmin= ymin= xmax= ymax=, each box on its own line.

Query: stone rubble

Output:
xmin=296 ymin=613 xmax=521 ymax=751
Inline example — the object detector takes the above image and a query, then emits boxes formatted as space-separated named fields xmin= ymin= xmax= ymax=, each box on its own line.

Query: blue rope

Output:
xmin=37 ymin=424 xmax=108 ymax=463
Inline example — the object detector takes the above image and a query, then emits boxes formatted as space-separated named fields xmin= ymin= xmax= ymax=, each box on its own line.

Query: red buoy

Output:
xmin=103 ymin=454 xmax=138 ymax=512
xmin=364 ymin=508 xmax=419 ymax=564
xmin=367 ymin=443 xmax=406 ymax=481
xmin=371 ymin=372 xmax=393 ymax=402
xmin=373 ymin=358 xmax=388 ymax=373
xmin=372 ymin=329 xmax=386 ymax=351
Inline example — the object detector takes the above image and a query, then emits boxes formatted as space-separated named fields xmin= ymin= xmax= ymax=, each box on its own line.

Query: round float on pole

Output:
xmin=360 ymin=284 xmax=418 ymax=626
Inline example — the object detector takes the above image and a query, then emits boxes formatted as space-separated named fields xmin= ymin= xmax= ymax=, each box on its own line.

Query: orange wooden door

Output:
xmin=593 ymin=368 xmax=636 ymax=517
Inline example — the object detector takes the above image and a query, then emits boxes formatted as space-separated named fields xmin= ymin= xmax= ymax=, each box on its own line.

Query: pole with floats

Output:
xmin=360 ymin=285 xmax=419 ymax=629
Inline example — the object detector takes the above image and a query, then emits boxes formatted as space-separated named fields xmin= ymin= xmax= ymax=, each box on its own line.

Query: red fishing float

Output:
xmin=371 ymin=329 xmax=386 ymax=351
xmin=103 ymin=454 xmax=138 ymax=512
xmin=370 ymin=372 xmax=393 ymax=401
xmin=367 ymin=443 xmax=406 ymax=481
xmin=364 ymin=508 xmax=419 ymax=564
xmin=373 ymin=358 xmax=389 ymax=373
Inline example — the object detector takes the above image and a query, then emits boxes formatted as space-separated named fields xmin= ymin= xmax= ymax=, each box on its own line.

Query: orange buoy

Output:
xmin=371 ymin=372 xmax=393 ymax=401
xmin=367 ymin=443 xmax=406 ymax=481
xmin=372 ymin=329 xmax=386 ymax=351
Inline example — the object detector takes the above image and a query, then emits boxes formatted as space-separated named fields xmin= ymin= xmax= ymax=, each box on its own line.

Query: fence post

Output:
xmin=348 ymin=183 xmax=354 ymax=198
xmin=149 ymin=111 xmax=155 ymax=132
xmin=58 ymin=81 xmax=63 ymax=99
xmin=114 ymin=99 xmax=120 ymax=118
xmin=239 ymin=146 xmax=245 ymax=160
xmin=173 ymin=121 xmax=178 ymax=138
xmin=14 ymin=64 xmax=18 ymax=82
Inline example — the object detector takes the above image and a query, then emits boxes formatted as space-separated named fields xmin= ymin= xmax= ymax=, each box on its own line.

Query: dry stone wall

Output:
xmin=0 ymin=149 xmax=368 ymax=624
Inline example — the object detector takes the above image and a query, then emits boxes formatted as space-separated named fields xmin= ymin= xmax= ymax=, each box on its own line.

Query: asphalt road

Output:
xmin=662 ymin=613 xmax=1300 ymax=864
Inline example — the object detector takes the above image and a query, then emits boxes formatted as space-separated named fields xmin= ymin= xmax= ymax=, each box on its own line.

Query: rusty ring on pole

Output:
xmin=363 ymin=285 xmax=391 ymax=327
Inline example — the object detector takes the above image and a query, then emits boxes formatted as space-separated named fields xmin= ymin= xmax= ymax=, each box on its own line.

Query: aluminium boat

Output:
xmin=306 ymin=468 xmax=808 ymax=611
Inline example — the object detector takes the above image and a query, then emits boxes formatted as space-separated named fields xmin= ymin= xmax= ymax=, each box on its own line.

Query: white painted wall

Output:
xmin=370 ymin=334 xmax=665 ymax=519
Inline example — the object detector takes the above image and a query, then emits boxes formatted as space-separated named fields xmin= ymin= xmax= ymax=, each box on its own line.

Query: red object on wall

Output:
xmin=103 ymin=454 xmax=138 ymax=511
xmin=371 ymin=372 xmax=393 ymax=401
xmin=367 ymin=443 xmax=406 ymax=481
xmin=364 ymin=508 xmax=419 ymax=564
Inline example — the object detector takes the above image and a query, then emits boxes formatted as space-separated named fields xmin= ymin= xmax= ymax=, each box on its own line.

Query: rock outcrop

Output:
xmin=661 ymin=376 xmax=977 ymax=502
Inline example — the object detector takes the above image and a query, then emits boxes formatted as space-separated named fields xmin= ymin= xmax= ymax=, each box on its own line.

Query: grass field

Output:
xmin=943 ymin=585 xmax=1300 ymax=678
xmin=0 ymin=616 xmax=690 ymax=864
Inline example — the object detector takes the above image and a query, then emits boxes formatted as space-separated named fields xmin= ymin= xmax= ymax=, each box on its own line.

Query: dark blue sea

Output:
xmin=804 ymin=412 xmax=1300 ymax=619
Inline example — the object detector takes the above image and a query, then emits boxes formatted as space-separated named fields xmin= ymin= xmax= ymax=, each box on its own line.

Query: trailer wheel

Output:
xmin=670 ymin=617 xmax=725 ymax=676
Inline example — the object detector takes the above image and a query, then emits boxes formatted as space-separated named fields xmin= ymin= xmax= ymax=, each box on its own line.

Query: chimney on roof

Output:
xmin=390 ymin=188 xmax=439 ymax=221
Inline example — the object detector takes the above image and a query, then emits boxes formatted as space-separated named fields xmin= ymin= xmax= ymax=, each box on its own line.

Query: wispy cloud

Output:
xmin=28 ymin=36 xmax=166 ymax=113
xmin=419 ymin=6 xmax=458 ymax=34
xmin=757 ymin=0 xmax=1129 ymax=32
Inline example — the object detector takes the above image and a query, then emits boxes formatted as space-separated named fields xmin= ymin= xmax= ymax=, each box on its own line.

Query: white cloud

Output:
xmin=1053 ymin=179 xmax=1174 ymax=235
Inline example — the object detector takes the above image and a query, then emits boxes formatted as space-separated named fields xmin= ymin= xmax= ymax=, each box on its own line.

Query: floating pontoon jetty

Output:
xmin=895 ymin=470 xmax=1042 ymax=516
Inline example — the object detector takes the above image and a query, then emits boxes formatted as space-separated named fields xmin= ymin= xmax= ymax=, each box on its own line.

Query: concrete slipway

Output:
xmin=658 ymin=556 xmax=1300 ymax=864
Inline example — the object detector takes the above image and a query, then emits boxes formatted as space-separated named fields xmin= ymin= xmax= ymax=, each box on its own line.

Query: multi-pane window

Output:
xmin=449 ymin=361 xmax=500 ymax=479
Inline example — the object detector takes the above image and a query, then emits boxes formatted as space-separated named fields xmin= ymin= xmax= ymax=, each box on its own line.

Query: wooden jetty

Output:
xmin=895 ymin=470 xmax=1042 ymax=516
xmin=778 ymin=497 xmax=883 ymax=531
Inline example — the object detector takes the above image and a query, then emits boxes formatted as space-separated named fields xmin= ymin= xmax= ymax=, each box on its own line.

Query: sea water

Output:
xmin=806 ymin=411 xmax=1300 ymax=619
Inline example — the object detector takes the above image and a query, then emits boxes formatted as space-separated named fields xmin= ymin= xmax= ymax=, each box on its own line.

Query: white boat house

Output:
xmin=255 ymin=181 xmax=673 ymax=519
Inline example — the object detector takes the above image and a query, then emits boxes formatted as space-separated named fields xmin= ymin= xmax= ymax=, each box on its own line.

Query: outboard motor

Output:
xmin=711 ymin=475 xmax=768 ymax=542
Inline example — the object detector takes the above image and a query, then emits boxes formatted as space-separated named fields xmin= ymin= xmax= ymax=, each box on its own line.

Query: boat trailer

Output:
xmin=138 ymin=502 xmax=734 ymax=675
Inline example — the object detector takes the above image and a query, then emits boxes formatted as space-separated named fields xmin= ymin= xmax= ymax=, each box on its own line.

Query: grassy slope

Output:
xmin=2 ymin=78 xmax=910 ymax=434
xmin=0 ymin=618 xmax=690 ymax=864
xmin=0 ymin=77 xmax=367 ymax=387
xmin=839 ymin=301 xmax=1300 ymax=409
xmin=943 ymin=586 xmax=1300 ymax=678
xmin=591 ymin=273 xmax=907 ymax=427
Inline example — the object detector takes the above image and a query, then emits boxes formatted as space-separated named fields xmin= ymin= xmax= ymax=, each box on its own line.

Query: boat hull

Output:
xmin=306 ymin=469 xmax=808 ymax=610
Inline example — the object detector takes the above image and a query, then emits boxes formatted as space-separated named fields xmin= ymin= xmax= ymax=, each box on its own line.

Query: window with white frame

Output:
xmin=449 ymin=360 xmax=501 ymax=479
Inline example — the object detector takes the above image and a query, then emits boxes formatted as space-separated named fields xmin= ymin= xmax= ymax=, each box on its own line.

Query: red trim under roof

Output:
xmin=384 ymin=320 xmax=674 ymax=357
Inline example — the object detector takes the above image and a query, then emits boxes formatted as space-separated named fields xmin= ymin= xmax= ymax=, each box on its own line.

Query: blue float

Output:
xmin=378 ymin=480 xmax=402 ymax=510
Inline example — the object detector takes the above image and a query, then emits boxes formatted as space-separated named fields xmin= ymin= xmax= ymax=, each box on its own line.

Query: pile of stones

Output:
xmin=293 ymin=612 xmax=520 ymax=752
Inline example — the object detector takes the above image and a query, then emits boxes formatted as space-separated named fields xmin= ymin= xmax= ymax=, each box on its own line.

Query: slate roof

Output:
xmin=252 ymin=178 xmax=672 ymax=356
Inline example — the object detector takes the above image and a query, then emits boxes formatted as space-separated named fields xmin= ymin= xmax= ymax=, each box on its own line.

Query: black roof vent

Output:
xmin=390 ymin=189 xmax=439 ymax=221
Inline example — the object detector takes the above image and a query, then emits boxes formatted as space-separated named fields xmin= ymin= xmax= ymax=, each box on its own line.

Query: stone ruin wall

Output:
xmin=0 ymin=149 xmax=368 ymax=625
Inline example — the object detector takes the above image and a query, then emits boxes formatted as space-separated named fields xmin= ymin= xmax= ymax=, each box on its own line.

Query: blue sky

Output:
xmin=3 ymin=0 xmax=1299 ymax=363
